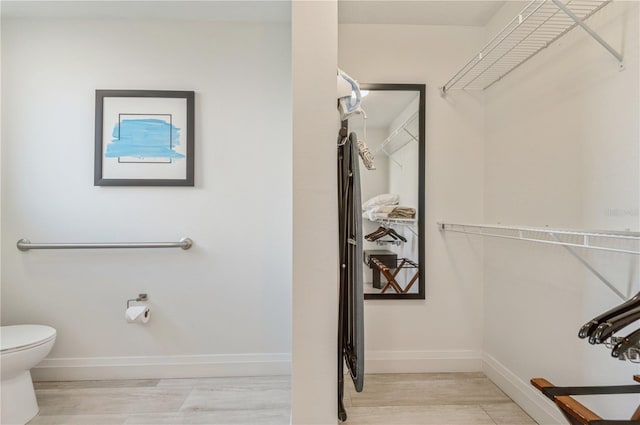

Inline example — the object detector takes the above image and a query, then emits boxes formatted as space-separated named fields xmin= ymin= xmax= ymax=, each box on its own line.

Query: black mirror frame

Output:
xmin=361 ymin=83 xmax=426 ymax=300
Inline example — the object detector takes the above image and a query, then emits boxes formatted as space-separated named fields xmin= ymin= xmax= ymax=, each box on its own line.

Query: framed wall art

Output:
xmin=94 ymin=90 xmax=195 ymax=186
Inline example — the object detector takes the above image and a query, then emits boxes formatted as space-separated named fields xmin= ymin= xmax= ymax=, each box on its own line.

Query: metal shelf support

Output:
xmin=551 ymin=0 xmax=624 ymax=66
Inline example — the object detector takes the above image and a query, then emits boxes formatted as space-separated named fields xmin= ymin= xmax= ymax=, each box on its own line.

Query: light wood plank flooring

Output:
xmin=30 ymin=373 xmax=535 ymax=424
xmin=344 ymin=373 xmax=536 ymax=425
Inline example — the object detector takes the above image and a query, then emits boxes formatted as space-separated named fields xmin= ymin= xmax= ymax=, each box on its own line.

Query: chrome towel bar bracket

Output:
xmin=17 ymin=237 xmax=193 ymax=251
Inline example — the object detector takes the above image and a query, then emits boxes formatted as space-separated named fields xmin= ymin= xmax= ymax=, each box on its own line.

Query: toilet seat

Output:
xmin=1 ymin=325 xmax=56 ymax=355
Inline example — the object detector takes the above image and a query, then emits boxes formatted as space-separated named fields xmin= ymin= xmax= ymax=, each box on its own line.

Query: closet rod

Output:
xmin=437 ymin=223 xmax=640 ymax=256
xmin=17 ymin=237 xmax=193 ymax=251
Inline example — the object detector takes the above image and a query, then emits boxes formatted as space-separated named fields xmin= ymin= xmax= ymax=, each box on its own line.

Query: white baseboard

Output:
xmin=34 ymin=350 xmax=480 ymax=381
xmin=365 ymin=350 xmax=482 ymax=373
xmin=32 ymin=353 xmax=291 ymax=381
xmin=31 ymin=348 xmax=568 ymax=425
xmin=482 ymin=353 xmax=566 ymax=425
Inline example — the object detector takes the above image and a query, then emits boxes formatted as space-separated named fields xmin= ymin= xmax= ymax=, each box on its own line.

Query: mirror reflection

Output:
xmin=351 ymin=84 xmax=425 ymax=299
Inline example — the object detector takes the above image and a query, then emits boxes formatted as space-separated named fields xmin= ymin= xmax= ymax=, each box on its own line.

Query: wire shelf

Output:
xmin=438 ymin=222 xmax=640 ymax=255
xmin=439 ymin=222 xmax=639 ymax=299
xmin=375 ymin=217 xmax=417 ymax=225
xmin=372 ymin=217 xmax=418 ymax=237
xmin=373 ymin=111 xmax=419 ymax=158
xmin=440 ymin=0 xmax=621 ymax=93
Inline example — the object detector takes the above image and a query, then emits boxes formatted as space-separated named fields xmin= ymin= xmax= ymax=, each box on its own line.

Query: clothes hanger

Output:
xmin=386 ymin=229 xmax=401 ymax=240
xmin=365 ymin=227 xmax=387 ymax=241
xmin=367 ymin=227 xmax=391 ymax=241
xmin=611 ymin=327 xmax=640 ymax=359
xmin=337 ymin=127 xmax=349 ymax=146
xmin=579 ymin=291 xmax=640 ymax=339
xmin=373 ymin=227 xmax=402 ymax=242
xmin=387 ymin=228 xmax=407 ymax=243
xmin=364 ymin=229 xmax=379 ymax=240
xmin=590 ymin=305 xmax=640 ymax=344
xmin=366 ymin=227 xmax=407 ymax=243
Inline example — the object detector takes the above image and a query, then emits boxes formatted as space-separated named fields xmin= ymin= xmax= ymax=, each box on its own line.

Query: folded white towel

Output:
xmin=363 ymin=205 xmax=395 ymax=221
xmin=362 ymin=193 xmax=399 ymax=211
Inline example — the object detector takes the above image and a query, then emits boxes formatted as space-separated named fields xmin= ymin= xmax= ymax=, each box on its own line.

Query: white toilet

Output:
xmin=1 ymin=325 xmax=56 ymax=425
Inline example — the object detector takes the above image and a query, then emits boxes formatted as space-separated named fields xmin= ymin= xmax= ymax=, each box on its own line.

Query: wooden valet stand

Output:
xmin=370 ymin=258 xmax=419 ymax=294
xmin=531 ymin=377 xmax=640 ymax=425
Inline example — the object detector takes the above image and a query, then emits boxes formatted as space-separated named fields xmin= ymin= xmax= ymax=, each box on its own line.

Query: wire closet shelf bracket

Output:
xmin=440 ymin=0 xmax=623 ymax=95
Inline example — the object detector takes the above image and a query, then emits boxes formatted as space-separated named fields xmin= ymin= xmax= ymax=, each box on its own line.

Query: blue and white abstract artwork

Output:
xmin=107 ymin=116 xmax=184 ymax=163
xmin=97 ymin=92 xmax=193 ymax=185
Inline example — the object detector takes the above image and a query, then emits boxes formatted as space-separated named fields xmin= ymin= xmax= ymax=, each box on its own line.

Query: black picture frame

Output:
xmin=360 ymin=83 xmax=426 ymax=300
xmin=94 ymin=90 xmax=195 ymax=186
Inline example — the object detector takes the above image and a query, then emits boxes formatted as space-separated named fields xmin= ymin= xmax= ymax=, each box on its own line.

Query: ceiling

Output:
xmin=339 ymin=1 xmax=506 ymax=26
xmin=2 ymin=0 xmax=506 ymax=27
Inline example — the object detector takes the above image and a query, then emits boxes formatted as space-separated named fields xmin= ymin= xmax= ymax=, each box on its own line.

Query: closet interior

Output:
xmin=338 ymin=0 xmax=639 ymax=423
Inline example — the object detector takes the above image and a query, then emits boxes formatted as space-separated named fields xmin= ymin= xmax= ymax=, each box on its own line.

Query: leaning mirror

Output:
xmin=352 ymin=84 xmax=425 ymax=300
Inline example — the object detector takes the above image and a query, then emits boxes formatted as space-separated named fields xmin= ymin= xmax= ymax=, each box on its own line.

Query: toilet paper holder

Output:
xmin=127 ymin=293 xmax=148 ymax=308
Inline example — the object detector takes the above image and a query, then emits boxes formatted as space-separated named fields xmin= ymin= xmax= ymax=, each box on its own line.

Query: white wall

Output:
xmin=1 ymin=18 xmax=292 ymax=379
xmin=339 ymin=24 xmax=486 ymax=372
xmin=482 ymin=2 xmax=640 ymax=422
xmin=0 ymin=15 xmax=3 ymax=301
xmin=291 ymin=1 xmax=338 ymax=424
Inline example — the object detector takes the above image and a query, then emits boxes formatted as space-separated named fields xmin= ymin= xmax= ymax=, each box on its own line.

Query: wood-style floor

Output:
xmin=344 ymin=373 xmax=536 ymax=425
xmin=30 ymin=373 xmax=536 ymax=425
